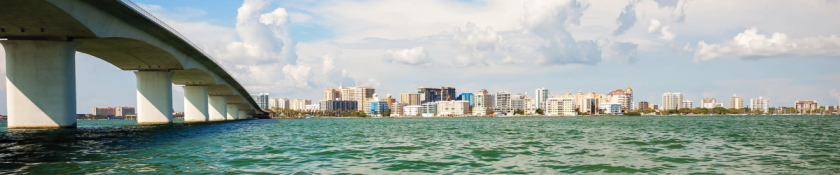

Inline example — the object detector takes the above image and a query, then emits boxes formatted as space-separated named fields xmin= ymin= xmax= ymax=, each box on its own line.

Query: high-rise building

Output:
xmin=750 ymin=97 xmax=769 ymax=113
xmin=290 ymin=99 xmax=311 ymax=110
xmin=523 ymin=93 xmax=537 ymax=114
xmin=662 ymin=92 xmax=683 ymax=110
xmin=473 ymin=89 xmax=494 ymax=116
xmin=458 ymin=93 xmax=475 ymax=109
xmin=367 ymin=94 xmax=390 ymax=116
xmin=795 ymin=100 xmax=818 ymax=113
xmin=251 ymin=93 xmax=269 ymax=109
xmin=580 ymin=97 xmax=600 ymax=114
xmin=495 ymin=90 xmax=512 ymax=115
xmin=319 ymin=100 xmax=357 ymax=111
xmin=341 ymin=84 xmax=375 ymax=111
xmin=556 ymin=91 xmax=607 ymax=111
xmin=701 ymin=98 xmax=717 ymax=109
xmin=730 ymin=94 xmax=744 ymax=109
xmin=437 ymin=101 xmax=470 ymax=116
xmin=638 ymin=101 xmax=650 ymax=110
xmin=510 ymin=93 xmax=526 ymax=114
xmin=92 ymin=106 xmax=135 ymax=116
xmin=681 ymin=100 xmax=694 ymax=109
xmin=324 ymin=87 xmax=341 ymax=101
xmin=535 ymin=88 xmax=550 ymax=110
xmin=417 ymin=87 xmax=457 ymax=103
xmin=400 ymin=92 xmax=421 ymax=106
xmin=391 ymin=102 xmax=407 ymax=116
xmin=269 ymin=98 xmax=290 ymax=110
xmin=546 ymin=98 xmax=576 ymax=116
xmin=606 ymin=88 xmax=633 ymax=111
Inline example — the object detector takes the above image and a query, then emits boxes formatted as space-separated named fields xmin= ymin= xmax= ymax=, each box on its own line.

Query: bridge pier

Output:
xmin=238 ymin=110 xmax=246 ymax=120
xmin=208 ymin=95 xmax=228 ymax=121
xmin=183 ymin=86 xmax=208 ymax=122
xmin=1 ymin=40 xmax=79 ymax=129
xmin=135 ymin=71 xmax=174 ymax=124
xmin=226 ymin=103 xmax=239 ymax=120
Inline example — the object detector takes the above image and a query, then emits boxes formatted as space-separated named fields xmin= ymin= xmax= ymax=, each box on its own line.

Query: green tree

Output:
xmin=691 ymin=107 xmax=703 ymax=114
xmin=643 ymin=108 xmax=654 ymax=114
xmin=679 ymin=108 xmax=691 ymax=114
xmin=514 ymin=109 xmax=524 ymax=115
xmin=535 ymin=109 xmax=545 ymax=115
xmin=728 ymin=108 xmax=741 ymax=114
xmin=486 ymin=109 xmax=495 ymax=116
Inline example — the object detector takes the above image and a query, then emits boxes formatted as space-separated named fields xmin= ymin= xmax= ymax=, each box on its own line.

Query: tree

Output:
xmin=514 ymin=109 xmax=524 ymax=115
xmin=486 ymin=109 xmax=495 ymax=116
xmin=728 ymin=108 xmax=741 ymax=114
xmin=691 ymin=108 xmax=703 ymax=114
xmin=382 ymin=111 xmax=391 ymax=117
xmin=535 ymin=109 xmax=545 ymax=115
xmin=679 ymin=108 xmax=691 ymax=114
xmin=712 ymin=107 xmax=728 ymax=114
xmin=643 ymin=108 xmax=654 ymax=114
xmin=768 ymin=107 xmax=777 ymax=114
xmin=659 ymin=110 xmax=670 ymax=115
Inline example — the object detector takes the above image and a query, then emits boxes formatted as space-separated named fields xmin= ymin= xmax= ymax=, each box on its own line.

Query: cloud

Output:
xmin=598 ymin=39 xmax=638 ymax=64
xmin=281 ymin=64 xmax=312 ymax=88
xmin=693 ymin=27 xmax=840 ymax=62
xmin=651 ymin=0 xmax=688 ymax=22
xmin=452 ymin=22 xmax=503 ymax=66
xmin=612 ymin=1 xmax=637 ymax=36
xmin=366 ymin=78 xmax=381 ymax=87
xmin=647 ymin=19 xmax=661 ymax=33
xmin=383 ymin=47 xmax=432 ymax=66
xmin=647 ymin=19 xmax=676 ymax=42
xmin=521 ymin=0 xmax=605 ymax=65
xmin=500 ymin=56 xmax=523 ymax=65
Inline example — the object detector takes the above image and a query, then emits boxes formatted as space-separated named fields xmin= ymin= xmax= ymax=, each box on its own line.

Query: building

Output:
xmin=701 ymin=98 xmax=716 ymax=109
xmin=404 ymin=105 xmax=422 ymax=116
xmin=400 ymin=92 xmax=421 ymax=105
xmin=662 ymin=92 xmax=683 ymax=110
xmin=458 ymin=93 xmax=475 ymax=109
xmin=417 ymin=87 xmax=457 ymax=103
xmin=510 ymin=93 xmax=526 ymax=114
xmin=730 ymin=94 xmax=744 ymax=109
xmin=391 ymin=102 xmax=407 ymax=116
xmin=600 ymin=103 xmax=622 ymax=115
xmin=269 ymin=98 xmax=290 ymax=110
xmin=546 ymin=98 xmax=576 ymax=116
xmin=681 ymin=100 xmax=694 ymax=109
xmin=383 ymin=94 xmax=396 ymax=110
xmin=638 ymin=101 xmax=650 ymax=110
xmin=750 ymin=97 xmax=770 ymax=113
xmin=92 ymin=106 xmax=135 ymax=116
xmin=324 ymin=87 xmax=341 ymax=101
xmin=290 ymin=99 xmax=311 ymax=110
xmin=319 ymin=100 xmax=357 ymax=111
xmin=535 ymin=87 xmax=550 ymax=110
xmin=606 ymin=88 xmax=633 ymax=111
xmin=580 ymin=97 xmax=600 ymax=114
xmin=795 ymin=100 xmax=818 ymax=113
xmin=437 ymin=101 xmax=470 ymax=116
xmin=341 ymin=84 xmax=375 ymax=111
xmin=495 ymin=90 xmax=512 ymax=115
xmin=556 ymin=91 xmax=607 ymax=112
xmin=651 ymin=104 xmax=659 ymax=110
xmin=305 ymin=104 xmax=320 ymax=111
xmin=251 ymin=93 xmax=269 ymax=109
xmin=421 ymin=102 xmax=437 ymax=117
xmin=366 ymin=94 xmax=390 ymax=116
xmin=473 ymin=89 xmax=494 ymax=116
xmin=523 ymin=93 xmax=537 ymax=114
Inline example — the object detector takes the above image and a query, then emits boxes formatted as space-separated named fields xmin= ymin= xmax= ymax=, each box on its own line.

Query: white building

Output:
xmin=546 ymin=98 xmax=576 ymax=116
xmin=730 ymin=94 xmax=744 ymax=109
xmin=421 ymin=102 xmax=437 ymax=117
xmin=701 ymin=98 xmax=716 ymax=109
xmin=473 ymin=89 xmax=494 ymax=116
xmin=403 ymin=105 xmax=422 ymax=116
xmin=606 ymin=88 xmax=633 ymax=111
xmin=523 ymin=93 xmax=537 ymax=115
xmin=510 ymin=94 xmax=525 ymax=114
xmin=268 ymin=98 xmax=289 ymax=110
xmin=535 ymin=88 xmax=550 ymax=110
xmin=495 ymin=90 xmax=512 ymax=115
xmin=600 ymin=103 xmax=622 ymax=115
xmin=437 ymin=101 xmax=470 ymax=116
xmin=580 ymin=97 xmax=600 ymax=115
xmin=750 ymin=97 xmax=770 ymax=113
xmin=662 ymin=92 xmax=683 ymax=110
xmin=681 ymin=100 xmax=694 ymax=109
xmin=305 ymin=104 xmax=320 ymax=111
xmin=290 ymin=99 xmax=311 ymax=110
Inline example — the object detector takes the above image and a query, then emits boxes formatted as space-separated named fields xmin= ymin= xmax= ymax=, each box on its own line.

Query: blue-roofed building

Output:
xmin=459 ymin=93 xmax=475 ymax=109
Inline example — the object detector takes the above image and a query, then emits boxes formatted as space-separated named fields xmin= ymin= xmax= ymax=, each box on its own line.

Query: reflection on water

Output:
xmin=1 ymin=116 xmax=840 ymax=174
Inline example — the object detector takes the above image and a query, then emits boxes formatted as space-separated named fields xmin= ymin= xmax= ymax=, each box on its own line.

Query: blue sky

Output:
xmin=1 ymin=0 xmax=839 ymax=114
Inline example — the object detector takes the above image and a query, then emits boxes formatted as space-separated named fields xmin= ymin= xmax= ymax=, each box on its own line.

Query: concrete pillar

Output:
xmin=238 ymin=110 xmax=246 ymax=120
xmin=226 ymin=104 xmax=239 ymax=120
xmin=183 ymin=86 xmax=208 ymax=122
xmin=1 ymin=40 xmax=79 ymax=129
xmin=208 ymin=95 xmax=227 ymax=121
xmin=135 ymin=71 xmax=174 ymax=124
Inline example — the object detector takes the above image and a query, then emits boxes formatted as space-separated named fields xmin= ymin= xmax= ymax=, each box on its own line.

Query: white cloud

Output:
xmin=281 ymin=64 xmax=312 ymax=89
xmin=366 ymin=78 xmax=381 ymax=87
xmin=693 ymin=27 xmax=840 ymax=62
xmin=383 ymin=47 xmax=432 ymax=66
xmin=452 ymin=22 xmax=503 ymax=67
xmin=289 ymin=12 xmax=312 ymax=23
xmin=647 ymin=19 xmax=661 ymax=33
xmin=500 ymin=56 xmax=523 ymax=65
xmin=521 ymin=0 xmax=614 ymax=65
xmin=598 ymin=39 xmax=638 ymax=64
xmin=659 ymin=26 xmax=676 ymax=41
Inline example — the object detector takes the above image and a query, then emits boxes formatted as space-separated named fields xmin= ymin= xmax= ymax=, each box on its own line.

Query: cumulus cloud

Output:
xmin=452 ymin=22 xmax=503 ymax=66
xmin=647 ymin=19 xmax=661 ymax=33
xmin=281 ymin=64 xmax=312 ymax=88
xmin=651 ymin=0 xmax=688 ymax=22
xmin=648 ymin=19 xmax=676 ymax=42
xmin=211 ymin=0 xmax=297 ymax=66
xmin=366 ymin=78 xmax=381 ymax=87
xmin=693 ymin=27 xmax=840 ymax=62
xmin=500 ymin=56 xmax=523 ymax=65
xmin=522 ymin=0 xmax=621 ymax=65
xmin=383 ymin=47 xmax=432 ymax=66
xmin=612 ymin=1 xmax=637 ymax=36
xmin=599 ymin=40 xmax=639 ymax=64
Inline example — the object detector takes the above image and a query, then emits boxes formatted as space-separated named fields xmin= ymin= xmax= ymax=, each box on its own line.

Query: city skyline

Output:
xmin=0 ymin=0 xmax=838 ymax=114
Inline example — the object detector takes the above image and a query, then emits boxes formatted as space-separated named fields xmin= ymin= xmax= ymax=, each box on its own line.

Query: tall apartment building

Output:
xmin=523 ymin=93 xmax=537 ymax=114
xmin=662 ymin=92 xmax=683 ymax=110
xmin=495 ymin=90 xmax=512 ymax=115
xmin=473 ymin=89 xmax=494 ymax=116
xmin=418 ymin=87 xmax=457 ymax=103
xmin=730 ymin=94 xmax=744 ymax=109
xmin=580 ymin=97 xmax=600 ymax=114
xmin=510 ymin=93 xmax=525 ymax=114
xmin=638 ymin=101 xmax=650 ymax=110
xmin=606 ymin=87 xmax=633 ymax=111
xmin=535 ymin=87 xmax=550 ymax=110
xmin=251 ymin=93 xmax=269 ymax=109
xmin=319 ymin=100 xmax=357 ymax=111
xmin=546 ymin=98 xmax=576 ymax=116
xmin=391 ymin=102 xmax=407 ymax=116
xmin=681 ymin=100 xmax=694 ymax=109
xmin=340 ymin=84 xmax=375 ymax=111
xmin=400 ymin=92 xmax=421 ymax=106
xmin=458 ymin=93 xmax=475 ymax=109
xmin=367 ymin=94 xmax=390 ymax=116
xmin=750 ymin=97 xmax=769 ymax=112
xmin=795 ymin=100 xmax=818 ymax=113
xmin=701 ymin=98 xmax=717 ymax=109
xmin=324 ymin=87 xmax=341 ymax=100
xmin=556 ymin=91 xmax=607 ymax=112
xmin=268 ymin=98 xmax=290 ymax=110
xmin=92 ymin=106 xmax=135 ymax=116
xmin=290 ymin=99 xmax=311 ymax=110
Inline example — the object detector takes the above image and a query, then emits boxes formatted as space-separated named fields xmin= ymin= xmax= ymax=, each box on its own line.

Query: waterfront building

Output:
xmin=458 ymin=93 xmax=475 ymax=109
xmin=418 ymin=87 xmax=457 ymax=103
xmin=251 ymin=93 xmax=269 ymax=109
xmin=750 ymin=97 xmax=770 ymax=113
xmin=384 ymin=94 xmax=396 ymax=110
xmin=730 ymin=94 xmax=744 ymax=109
xmin=510 ymin=93 xmax=526 ymax=114
xmin=580 ymin=97 xmax=600 ymax=114
xmin=651 ymin=104 xmax=659 ymax=110
xmin=391 ymin=102 xmax=407 ymax=116
xmin=546 ymin=98 xmax=576 ymax=116
xmin=366 ymin=94 xmax=390 ymax=116
xmin=421 ymin=102 xmax=437 ymax=117
xmin=92 ymin=106 xmax=135 ymax=116
xmin=290 ymin=99 xmax=311 ymax=110
xmin=403 ymin=105 xmax=422 ymax=116
xmin=269 ymin=98 xmax=290 ymax=110
xmin=523 ymin=93 xmax=537 ymax=114
xmin=305 ymin=104 xmax=320 ymax=111
xmin=606 ymin=88 xmax=633 ymax=111
xmin=556 ymin=91 xmax=607 ymax=112
xmin=794 ymin=100 xmax=818 ymax=113
xmin=662 ymin=92 xmax=683 ymax=110
xmin=681 ymin=100 xmax=694 ymax=109
xmin=473 ymin=89 xmax=494 ymax=116
xmin=600 ymin=103 xmax=622 ymax=115
xmin=701 ymin=98 xmax=716 ymax=109
xmin=495 ymin=90 xmax=512 ymax=115
xmin=535 ymin=88 xmax=550 ymax=110
xmin=324 ymin=87 xmax=341 ymax=101
xmin=638 ymin=101 xmax=650 ymax=110
xmin=400 ymin=92 xmax=421 ymax=105
xmin=340 ymin=84 xmax=375 ymax=111
xmin=437 ymin=101 xmax=470 ymax=116
xmin=319 ymin=100 xmax=357 ymax=111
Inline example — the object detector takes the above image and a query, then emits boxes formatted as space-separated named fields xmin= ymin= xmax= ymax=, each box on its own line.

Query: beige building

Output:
xmin=93 ymin=106 xmax=135 ymax=116
xmin=730 ymin=94 xmax=744 ymax=109
xmin=437 ymin=101 xmax=470 ymax=116
xmin=606 ymin=88 xmax=633 ymax=111
xmin=340 ymin=84 xmax=376 ymax=111
xmin=701 ymin=98 xmax=716 ymax=109
xmin=268 ymin=98 xmax=290 ymax=110
xmin=795 ymin=100 xmax=818 ymax=113
xmin=546 ymin=98 xmax=576 ymax=116
xmin=662 ymin=92 xmax=683 ymax=110
xmin=638 ymin=101 xmax=650 ymax=110
xmin=556 ymin=91 xmax=607 ymax=111
xmin=391 ymin=102 xmax=407 ymax=116
xmin=290 ymin=99 xmax=312 ymax=110
xmin=473 ymin=89 xmax=494 ymax=116
xmin=324 ymin=87 xmax=341 ymax=101
xmin=400 ymin=92 xmax=421 ymax=106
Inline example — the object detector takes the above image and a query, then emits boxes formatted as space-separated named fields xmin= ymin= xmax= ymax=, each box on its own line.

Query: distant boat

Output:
xmin=305 ymin=115 xmax=312 ymax=119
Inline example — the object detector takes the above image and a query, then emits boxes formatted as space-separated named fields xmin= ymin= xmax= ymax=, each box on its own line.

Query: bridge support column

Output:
xmin=135 ymin=71 xmax=174 ymax=124
xmin=183 ymin=86 xmax=208 ymax=122
xmin=238 ymin=110 xmax=246 ymax=120
xmin=226 ymin=104 xmax=239 ymax=120
xmin=208 ymin=95 xmax=227 ymax=121
xmin=1 ymin=40 xmax=79 ymax=129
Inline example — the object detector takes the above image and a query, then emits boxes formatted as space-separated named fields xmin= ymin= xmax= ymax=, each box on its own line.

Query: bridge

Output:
xmin=0 ymin=0 xmax=267 ymax=129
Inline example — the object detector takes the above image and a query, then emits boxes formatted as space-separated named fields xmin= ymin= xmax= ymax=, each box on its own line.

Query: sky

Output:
xmin=1 ymin=0 xmax=840 ymax=114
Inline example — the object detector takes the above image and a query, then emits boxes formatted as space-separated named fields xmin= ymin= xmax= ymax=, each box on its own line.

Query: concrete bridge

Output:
xmin=0 ymin=0 xmax=266 ymax=129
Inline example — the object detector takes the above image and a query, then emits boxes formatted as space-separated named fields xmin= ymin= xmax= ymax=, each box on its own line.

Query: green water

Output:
xmin=1 ymin=116 xmax=839 ymax=174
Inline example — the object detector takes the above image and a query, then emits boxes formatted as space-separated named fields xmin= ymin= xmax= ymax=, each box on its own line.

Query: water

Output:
xmin=1 ymin=116 xmax=839 ymax=174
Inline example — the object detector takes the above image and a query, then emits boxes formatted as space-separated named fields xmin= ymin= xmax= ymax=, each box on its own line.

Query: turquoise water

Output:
xmin=1 ymin=116 xmax=839 ymax=174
